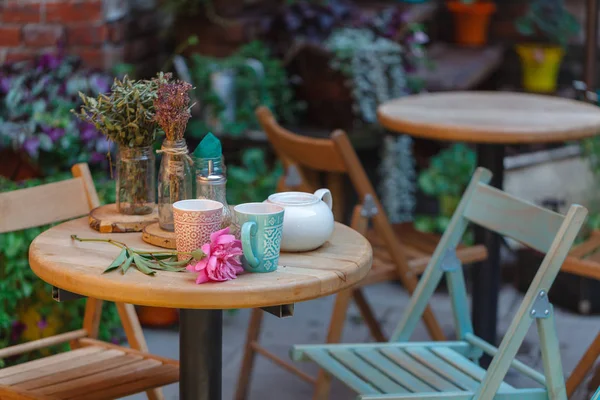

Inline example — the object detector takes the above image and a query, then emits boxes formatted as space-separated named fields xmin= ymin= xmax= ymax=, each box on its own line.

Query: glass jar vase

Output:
xmin=116 ymin=145 xmax=156 ymax=215
xmin=158 ymin=139 xmax=193 ymax=231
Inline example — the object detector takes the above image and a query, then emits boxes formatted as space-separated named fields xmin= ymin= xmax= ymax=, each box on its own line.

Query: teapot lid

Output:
xmin=268 ymin=192 xmax=319 ymax=206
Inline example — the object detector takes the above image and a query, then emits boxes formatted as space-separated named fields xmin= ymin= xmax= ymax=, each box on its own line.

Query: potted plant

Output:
xmin=415 ymin=143 xmax=476 ymax=242
xmin=186 ymin=41 xmax=303 ymax=138
xmin=446 ymin=0 xmax=497 ymax=47
xmin=74 ymin=73 xmax=170 ymax=215
xmin=515 ymin=0 xmax=580 ymax=93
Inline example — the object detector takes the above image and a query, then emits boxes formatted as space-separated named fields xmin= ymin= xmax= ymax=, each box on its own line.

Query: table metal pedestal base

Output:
xmin=180 ymin=309 xmax=222 ymax=400
xmin=473 ymin=144 xmax=504 ymax=365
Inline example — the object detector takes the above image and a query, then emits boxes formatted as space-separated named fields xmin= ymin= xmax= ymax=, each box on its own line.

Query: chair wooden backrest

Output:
xmin=0 ymin=163 xmax=103 ymax=358
xmin=390 ymin=167 xmax=587 ymax=398
xmin=0 ymin=164 xmax=99 ymax=234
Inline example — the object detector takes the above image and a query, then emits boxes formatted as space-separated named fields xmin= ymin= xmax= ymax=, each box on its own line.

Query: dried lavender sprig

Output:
xmin=154 ymin=80 xmax=193 ymax=141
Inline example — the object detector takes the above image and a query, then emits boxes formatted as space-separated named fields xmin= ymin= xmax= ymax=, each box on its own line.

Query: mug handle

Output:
xmin=241 ymin=221 xmax=260 ymax=269
xmin=314 ymin=188 xmax=333 ymax=211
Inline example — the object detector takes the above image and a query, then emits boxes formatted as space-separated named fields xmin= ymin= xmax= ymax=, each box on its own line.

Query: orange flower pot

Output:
xmin=447 ymin=1 xmax=497 ymax=47
xmin=136 ymin=306 xmax=179 ymax=327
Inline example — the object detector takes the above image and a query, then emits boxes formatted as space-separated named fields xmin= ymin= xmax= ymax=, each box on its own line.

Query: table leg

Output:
xmin=472 ymin=144 xmax=505 ymax=356
xmin=180 ymin=309 xmax=222 ymax=400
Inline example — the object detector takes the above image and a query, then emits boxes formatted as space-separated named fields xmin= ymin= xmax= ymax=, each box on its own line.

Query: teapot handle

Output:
xmin=314 ymin=189 xmax=333 ymax=211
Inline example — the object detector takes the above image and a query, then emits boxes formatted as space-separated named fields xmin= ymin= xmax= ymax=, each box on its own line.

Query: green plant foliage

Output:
xmin=581 ymin=136 xmax=600 ymax=234
xmin=515 ymin=0 xmax=580 ymax=48
xmin=74 ymin=73 xmax=171 ymax=148
xmin=417 ymin=143 xmax=476 ymax=198
xmin=188 ymin=41 xmax=304 ymax=137
xmin=226 ymin=148 xmax=283 ymax=205
xmin=0 ymin=53 xmax=112 ymax=175
xmin=414 ymin=144 xmax=477 ymax=244
xmin=70 ymin=235 xmax=196 ymax=276
xmin=0 ymin=175 xmax=122 ymax=367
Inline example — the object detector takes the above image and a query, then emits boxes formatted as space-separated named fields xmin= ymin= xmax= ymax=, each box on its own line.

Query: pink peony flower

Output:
xmin=186 ymin=227 xmax=243 ymax=284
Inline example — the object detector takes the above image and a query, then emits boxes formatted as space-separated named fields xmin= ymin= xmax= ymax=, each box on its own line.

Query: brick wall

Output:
xmin=0 ymin=0 xmax=166 ymax=75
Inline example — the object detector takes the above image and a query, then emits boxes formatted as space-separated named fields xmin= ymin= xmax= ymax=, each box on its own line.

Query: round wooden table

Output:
xmin=378 ymin=91 xmax=600 ymax=349
xmin=28 ymin=217 xmax=372 ymax=400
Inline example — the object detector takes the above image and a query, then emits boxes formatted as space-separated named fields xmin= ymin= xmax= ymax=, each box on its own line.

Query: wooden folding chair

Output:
xmin=559 ymin=232 xmax=600 ymax=397
xmin=292 ymin=167 xmax=588 ymax=400
xmin=235 ymin=107 xmax=488 ymax=399
xmin=0 ymin=164 xmax=178 ymax=400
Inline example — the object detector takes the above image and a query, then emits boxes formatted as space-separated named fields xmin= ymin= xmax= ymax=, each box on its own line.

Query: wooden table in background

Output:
xmin=28 ymin=218 xmax=372 ymax=400
xmin=378 ymin=91 xmax=600 ymax=352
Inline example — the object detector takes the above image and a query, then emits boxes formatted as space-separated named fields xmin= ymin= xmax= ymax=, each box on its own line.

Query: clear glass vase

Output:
xmin=196 ymin=156 xmax=233 ymax=230
xmin=158 ymin=139 xmax=193 ymax=231
xmin=116 ymin=145 xmax=156 ymax=215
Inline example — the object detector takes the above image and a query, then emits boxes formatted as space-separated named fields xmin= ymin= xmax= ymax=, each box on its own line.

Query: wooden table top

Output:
xmin=28 ymin=217 xmax=372 ymax=310
xmin=377 ymin=91 xmax=600 ymax=144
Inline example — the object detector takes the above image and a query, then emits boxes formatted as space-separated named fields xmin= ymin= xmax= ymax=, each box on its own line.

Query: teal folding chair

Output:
xmin=291 ymin=167 xmax=588 ymax=400
xmin=593 ymin=387 xmax=600 ymax=400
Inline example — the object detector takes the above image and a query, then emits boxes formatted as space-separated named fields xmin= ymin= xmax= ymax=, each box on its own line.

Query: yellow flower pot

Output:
xmin=516 ymin=44 xmax=564 ymax=93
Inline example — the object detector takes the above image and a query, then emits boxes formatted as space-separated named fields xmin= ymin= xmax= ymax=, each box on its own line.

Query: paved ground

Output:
xmin=126 ymin=283 xmax=600 ymax=400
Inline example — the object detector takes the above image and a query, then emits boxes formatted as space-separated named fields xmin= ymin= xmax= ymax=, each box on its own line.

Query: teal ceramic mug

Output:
xmin=234 ymin=203 xmax=285 ymax=273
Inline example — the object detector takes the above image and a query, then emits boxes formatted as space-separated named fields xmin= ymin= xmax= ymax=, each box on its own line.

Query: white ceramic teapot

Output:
xmin=265 ymin=189 xmax=334 ymax=252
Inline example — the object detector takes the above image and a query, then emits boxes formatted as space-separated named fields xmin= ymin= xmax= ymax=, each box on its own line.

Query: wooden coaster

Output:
xmin=89 ymin=204 xmax=158 ymax=233
xmin=142 ymin=222 xmax=177 ymax=249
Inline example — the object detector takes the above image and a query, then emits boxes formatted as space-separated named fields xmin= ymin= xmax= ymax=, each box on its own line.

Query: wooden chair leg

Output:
xmin=235 ymin=308 xmax=265 ymax=400
xmin=352 ymin=288 xmax=386 ymax=342
xmin=313 ymin=288 xmax=354 ymax=400
xmin=82 ymin=298 xmax=104 ymax=338
xmin=72 ymin=297 xmax=104 ymax=349
xmin=115 ymin=303 xmax=164 ymax=400
xmin=566 ymin=331 xmax=600 ymax=396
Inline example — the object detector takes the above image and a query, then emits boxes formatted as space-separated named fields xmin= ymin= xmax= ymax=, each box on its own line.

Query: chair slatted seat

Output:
xmin=0 ymin=340 xmax=178 ymax=400
xmin=292 ymin=167 xmax=588 ymax=400
xmin=299 ymin=343 xmax=525 ymax=397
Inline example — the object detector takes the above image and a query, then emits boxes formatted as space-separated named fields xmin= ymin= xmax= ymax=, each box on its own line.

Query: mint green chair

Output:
xmin=291 ymin=167 xmax=588 ymax=400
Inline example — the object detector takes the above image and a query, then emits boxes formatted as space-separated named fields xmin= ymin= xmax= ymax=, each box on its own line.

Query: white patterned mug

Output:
xmin=234 ymin=203 xmax=284 ymax=273
xmin=173 ymin=199 xmax=223 ymax=260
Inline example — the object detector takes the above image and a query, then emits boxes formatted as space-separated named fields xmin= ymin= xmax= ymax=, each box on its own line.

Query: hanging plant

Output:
xmin=325 ymin=27 xmax=408 ymax=123
xmin=378 ymin=135 xmax=416 ymax=223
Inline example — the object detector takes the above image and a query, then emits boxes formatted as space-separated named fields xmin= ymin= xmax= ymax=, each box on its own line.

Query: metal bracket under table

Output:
xmin=52 ymin=287 xmax=85 ymax=302
xmin=260 ymin=304 xmax=294 ymax=318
